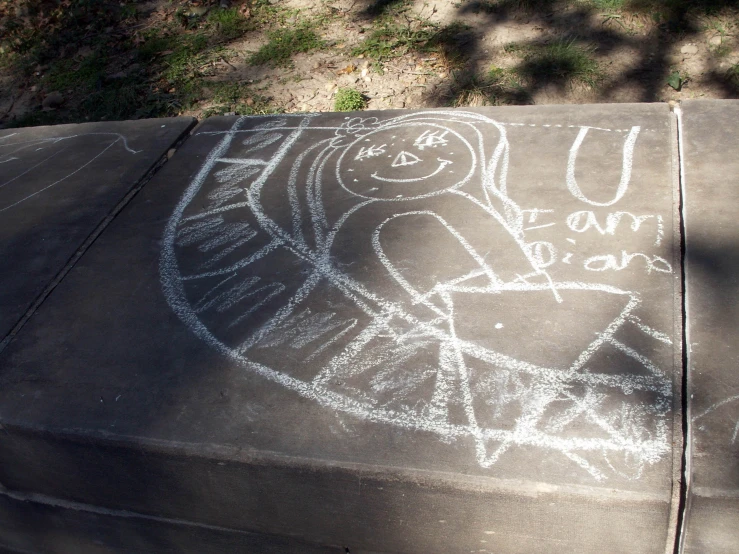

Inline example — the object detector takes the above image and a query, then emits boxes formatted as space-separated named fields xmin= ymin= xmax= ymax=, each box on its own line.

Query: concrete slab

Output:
xmin=0 ymin=492 xmax=338 ymax=554
xmin=0 ymin=106 xmax=681 ymax=553
xmin=0 ymin=118 xmax=195 ymax=344
xmin=681 ymin=99 xmax=739 ymax=553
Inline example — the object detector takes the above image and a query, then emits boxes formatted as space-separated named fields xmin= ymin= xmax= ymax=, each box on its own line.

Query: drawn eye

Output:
xmin=414 ymin=130 xmax=450 ymax=150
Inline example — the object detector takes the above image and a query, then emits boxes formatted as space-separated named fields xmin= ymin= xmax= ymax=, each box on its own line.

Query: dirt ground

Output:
xmin=1 ymin=0 xmax=738 ymax=128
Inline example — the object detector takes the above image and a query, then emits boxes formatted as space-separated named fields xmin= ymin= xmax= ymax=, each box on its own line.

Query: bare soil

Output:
xmin=1 ymin=0 xmax=738 ymax=127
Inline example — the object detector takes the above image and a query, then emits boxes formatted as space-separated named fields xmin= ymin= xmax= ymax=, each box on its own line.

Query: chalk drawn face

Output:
xmin=337 ymin=123 xmax=476 ymax=200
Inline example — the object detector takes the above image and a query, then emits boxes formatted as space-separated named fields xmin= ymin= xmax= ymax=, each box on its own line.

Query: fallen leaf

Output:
xmin=667 ymin=71 xmax=683 ymax=91
xmin=336 ymin=64 xmax=356 ymax=75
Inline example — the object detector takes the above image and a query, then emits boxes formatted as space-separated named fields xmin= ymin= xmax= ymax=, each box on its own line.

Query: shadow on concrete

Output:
xmin=0 ymin=110 xmax=687 ymax=552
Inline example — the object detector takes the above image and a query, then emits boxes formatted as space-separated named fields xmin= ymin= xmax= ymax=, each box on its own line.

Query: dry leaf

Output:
xmin=336 ymin=64 xmax=356 ymax=75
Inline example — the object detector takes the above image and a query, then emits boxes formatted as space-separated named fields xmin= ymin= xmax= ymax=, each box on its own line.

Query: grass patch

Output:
xmin=508 ymin=38 xmax=603 ymax=88
xmin=351 ymin=19 xmax=473 ymax=71
xmin=585 ymin=0 xmax=626 ymax=10
xmin=0 ymin=0 xmax=288 ymax=127
xmin=423 ymin=22 xmax=474 ymax=69
xmin=44 ymin=54 xmax=106 ymax=93
xmin=334 ymin=88 xmax=367 ymax=111
xmin=249 ymin=26 xmax=324 ymax=66
xmin=351 ymin=20 xmax=437 ymax=62
xmin=448 ymin=66 xmax=528 ymax=106
xmin=207 ymin=7 xmax=251 ymax=41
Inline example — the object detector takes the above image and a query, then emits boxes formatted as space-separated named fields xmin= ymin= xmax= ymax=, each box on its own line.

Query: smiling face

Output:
xmin=336 ymin=122 xmax=476 ymax=200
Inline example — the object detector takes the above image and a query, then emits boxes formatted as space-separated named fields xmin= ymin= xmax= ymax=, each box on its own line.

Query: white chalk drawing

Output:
xmin=692 ymin=395 xmax=739 ymax=443
xmin=161 ymin=112 xmax=674 ymax=481
xmin=0 ymin=132 xmax=139 ymax=213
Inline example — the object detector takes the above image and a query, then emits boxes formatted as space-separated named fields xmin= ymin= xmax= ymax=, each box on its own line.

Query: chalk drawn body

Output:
xmin=161 ymin=112 xmax=673 ymax=481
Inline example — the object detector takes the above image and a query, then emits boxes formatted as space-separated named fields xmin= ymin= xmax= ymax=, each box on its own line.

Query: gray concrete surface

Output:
xmin=681 ymin=99 xmax=739 ymax=554
xmin=0 ymin=118 xmax=195 ymax=343
xmin=0 ymin=492 xmax=338 ymax=554
xmin=0 ymin=105 xmax=683 ymax=553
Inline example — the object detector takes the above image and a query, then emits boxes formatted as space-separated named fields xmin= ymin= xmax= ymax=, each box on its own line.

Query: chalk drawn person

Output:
xmin=163 ymin=112 xmax=672 ymax=480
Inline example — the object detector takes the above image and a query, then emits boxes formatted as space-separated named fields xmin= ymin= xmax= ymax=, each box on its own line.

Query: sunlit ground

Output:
xmin=0 ymin=0 xmax=738 ymax=127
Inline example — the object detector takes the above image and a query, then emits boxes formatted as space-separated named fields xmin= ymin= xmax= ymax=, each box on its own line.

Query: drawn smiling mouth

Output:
xmin=370 ymin=158 xmax=453 ymax=183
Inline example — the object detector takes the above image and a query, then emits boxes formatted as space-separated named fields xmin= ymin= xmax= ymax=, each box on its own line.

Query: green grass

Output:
xmin=0 ymin=0 xmax=291 ymax=127
xmin=351 ymin=20 xmax=438 ymax=62
xmin=448 ymin=66 xmax=528 ymax=106
xmin=249 ymin=26 xmax=324 ymax=66
xmin=585 ymin=0 xmax=626 ymax=10
xmin=44 ymin=54 xmax=106 ymax=93
xmin=508 ymin=38 xmax=603 ymax=88
xmin=350 ymin=19 xmax=473 ymax=71
xmin=334 ymin=88 xmax=366 ymax=111
xmin=207 ymin=7 xmax=251 ymax=41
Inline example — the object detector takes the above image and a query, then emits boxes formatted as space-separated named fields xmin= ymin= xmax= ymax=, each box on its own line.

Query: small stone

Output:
xmin=30 ymin=85 xmax=38 ymax=92
xmin=681 ymin=44 xmax=698 ymax=55
xmin=245 ymin=98 xmax=255 ymax=106
xmin=313 ymin=62 xmax=320 ymax=70
xmin=361 ymin=68 xmax=368 ymax=78
xmin=709 ymin=36 xmax=723 ymax=47
xmin=364 ymin=76 xmax=371 ymax=83
xmin=324 ymin=82 xmax=336 ymax=92
xmin=167 ymin=148 xmax=176 ymax=160
xmin=666 ymin=54 xmax=682 ymax=65
xmin=42 ymin=91 xmax=64 ymax=110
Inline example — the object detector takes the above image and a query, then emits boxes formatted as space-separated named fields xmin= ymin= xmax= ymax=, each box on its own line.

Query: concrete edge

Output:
xmin=0 ymin=421 xmax=670 ymax=504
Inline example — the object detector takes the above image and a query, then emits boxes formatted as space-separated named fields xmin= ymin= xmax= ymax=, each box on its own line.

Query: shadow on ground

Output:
xmin=2 ymin=0 xmax=739 ymax=126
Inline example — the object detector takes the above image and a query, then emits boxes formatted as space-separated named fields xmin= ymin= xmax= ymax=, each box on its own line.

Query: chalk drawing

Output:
xmin=566 ymin=126 xmax=640 ymax=207
xmin=0 ymin=132 xmax=139 ymax=213
xmin=692 ymin=395 xmax=739 ymax=443
xmin=161 ymin=112 xmax=673 ymax=481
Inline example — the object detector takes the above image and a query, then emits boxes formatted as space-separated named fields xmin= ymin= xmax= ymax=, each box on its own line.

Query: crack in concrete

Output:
xmin=671 ymin=102 xmax=691 ymax=554
xmin=0 ymin=120 xmax=196 ymax=356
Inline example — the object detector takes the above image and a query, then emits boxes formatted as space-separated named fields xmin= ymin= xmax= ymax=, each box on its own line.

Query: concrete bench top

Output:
xmin=0 ymin=101 xmax=733 ymax=553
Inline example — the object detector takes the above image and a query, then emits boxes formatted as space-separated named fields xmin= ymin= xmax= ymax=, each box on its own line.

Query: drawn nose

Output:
xmin=391 ymin=151 xmax=421 ymax=167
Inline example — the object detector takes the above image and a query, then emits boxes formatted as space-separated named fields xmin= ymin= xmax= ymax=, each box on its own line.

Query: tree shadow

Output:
xmin=420 ymin=0 xmax=739 ymax=107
